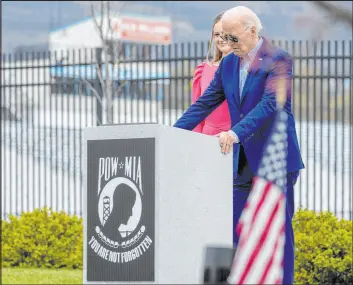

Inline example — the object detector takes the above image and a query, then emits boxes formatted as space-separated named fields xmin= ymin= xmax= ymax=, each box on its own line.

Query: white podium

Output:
xmin=83 ymin=123 xmax=233 ymax=284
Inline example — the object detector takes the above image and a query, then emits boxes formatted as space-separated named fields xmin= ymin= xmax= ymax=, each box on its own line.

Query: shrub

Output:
xmin=1 ymin=207 xmax=82 ymax=269
xmin=293 ymin=209 xmax=353 ymax=284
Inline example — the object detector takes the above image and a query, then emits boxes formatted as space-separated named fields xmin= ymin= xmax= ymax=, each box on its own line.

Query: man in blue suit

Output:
xmin=174 ymin=6 xmax=304 ymax=285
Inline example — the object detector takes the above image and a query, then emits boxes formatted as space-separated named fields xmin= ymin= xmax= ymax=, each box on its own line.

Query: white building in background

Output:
xmin=48 ymin=13 xmax=172 ymax=59
xmin=47 ymin=13 xmax=172 ymax=102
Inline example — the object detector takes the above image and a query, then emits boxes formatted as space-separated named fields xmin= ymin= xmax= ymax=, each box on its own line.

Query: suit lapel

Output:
xmin=240 ymin=38 xmax=270 ymax=105
xmin=232 ymin=56 xmax=240 ymax=107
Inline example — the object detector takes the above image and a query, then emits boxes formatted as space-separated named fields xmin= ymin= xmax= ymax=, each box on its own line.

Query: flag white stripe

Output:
xmin=264 ymin=206 xmax=286 ymax=284
xmin=236 ymin=178 xmax=269 ymax=244
xmin=228 ymin=184 xmax=282 ymax=283
xmin=229 ymin=180 xmax=269 ymax=283
xmin=237 ymin=178 xmax=268 ymax=233
xmin=244 ymin=195 xmax=285 ymax=284
xmin=264 ymin=238 xmax=285 ymax=284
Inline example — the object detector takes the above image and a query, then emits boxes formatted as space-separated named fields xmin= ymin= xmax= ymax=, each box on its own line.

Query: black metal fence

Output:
xmin=1 ymin=40 xmax=352 ymax=220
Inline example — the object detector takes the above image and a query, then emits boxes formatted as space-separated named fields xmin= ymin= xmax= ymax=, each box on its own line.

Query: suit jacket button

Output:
xmin=240 ymin=114 xmax=244 ymax=118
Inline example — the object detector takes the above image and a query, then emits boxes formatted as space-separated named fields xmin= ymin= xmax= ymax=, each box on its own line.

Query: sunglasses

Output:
xmin=220 ymin=34 xmax=239 ymax=43
xmin=220 ymin=27 xmax=250 ymax=43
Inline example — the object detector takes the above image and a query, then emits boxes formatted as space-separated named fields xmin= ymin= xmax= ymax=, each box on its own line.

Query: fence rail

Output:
xmin=1 ymin=40 xmax=352 ymax=220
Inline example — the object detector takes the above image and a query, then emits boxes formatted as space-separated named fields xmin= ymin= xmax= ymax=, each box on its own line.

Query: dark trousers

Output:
xmin=233 ymin=146 xmax=299 ymax=285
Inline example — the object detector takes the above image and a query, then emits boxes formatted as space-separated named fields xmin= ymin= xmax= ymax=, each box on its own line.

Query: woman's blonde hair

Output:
xmin=206 ymin=11 xmax=226 ymax=66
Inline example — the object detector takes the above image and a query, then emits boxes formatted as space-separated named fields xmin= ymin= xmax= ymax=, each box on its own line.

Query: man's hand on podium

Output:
xmin=215 ymin=131 xmax=238 ymax=154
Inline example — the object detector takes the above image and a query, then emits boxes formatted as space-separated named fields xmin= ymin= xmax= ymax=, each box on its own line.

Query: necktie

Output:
xmin=239 ymin=68 xmax=248 ymax=97
xmin=239 ymin=57 xmax=249 ymax=98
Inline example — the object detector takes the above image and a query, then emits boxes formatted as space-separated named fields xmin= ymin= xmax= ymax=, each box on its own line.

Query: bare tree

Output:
xmin=293 ymin=1 xmax=352 ymax=55
xmin=310 ymin=1 xmax=353 ymax=28
xmin=83 ymin=1 xmax=127 ymax=125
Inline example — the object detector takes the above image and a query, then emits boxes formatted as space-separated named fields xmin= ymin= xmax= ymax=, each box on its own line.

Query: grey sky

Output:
xmin=2 ymin=1 xmax=352 ymax=53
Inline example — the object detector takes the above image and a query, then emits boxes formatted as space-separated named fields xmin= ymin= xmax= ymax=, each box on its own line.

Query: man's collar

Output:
xmin=247 ymin=37 xmax=264 ymax=62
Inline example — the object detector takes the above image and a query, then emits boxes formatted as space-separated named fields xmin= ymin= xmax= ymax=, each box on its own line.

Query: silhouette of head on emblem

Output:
xmin=104 ymin=183 xmax=137 ymax=240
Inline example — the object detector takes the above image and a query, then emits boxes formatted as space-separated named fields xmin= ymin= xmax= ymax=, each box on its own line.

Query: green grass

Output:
xmin=2 ymin=268 xmax=83 ymax=284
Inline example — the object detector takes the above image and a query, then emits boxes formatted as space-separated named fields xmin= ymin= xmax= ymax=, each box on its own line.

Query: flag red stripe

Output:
xmin=237 ymin=180 xmax=273 ymax=249
xmin=251 ymin=181 xmax=272 ymax=226
xmin=236 ymin=178 xmax=269 ymax=237
xmin=236 ymin=221 xmax=243 ymax=237
xmin=258 ymin=224 xmax=285 ymax=284
xmin=238 ymin=195 xmax=282 ymax=284
xmin=237 ymin=199 xmax=251 ymax=235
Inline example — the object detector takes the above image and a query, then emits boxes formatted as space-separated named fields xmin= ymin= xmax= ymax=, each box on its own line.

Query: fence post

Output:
xmin=95 ymin=47 xmax=103 ymax=126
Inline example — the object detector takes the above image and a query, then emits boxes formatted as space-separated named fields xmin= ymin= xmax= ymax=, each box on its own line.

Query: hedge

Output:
xmin=293 ymin=209 xmax=352 ymax=284
xmin=2 ymin=207 xmax=352 ymax=284
xmin=1 ymin=207 xmax=82 ymax=269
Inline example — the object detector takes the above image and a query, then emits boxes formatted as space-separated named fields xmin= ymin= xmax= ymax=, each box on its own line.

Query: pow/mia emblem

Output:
xmin=86 ymin=138 xmax=155 ymax=282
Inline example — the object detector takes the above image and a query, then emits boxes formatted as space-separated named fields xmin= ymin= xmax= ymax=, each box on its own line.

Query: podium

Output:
xmin=83 ymin=123 xmax=233 ymax=284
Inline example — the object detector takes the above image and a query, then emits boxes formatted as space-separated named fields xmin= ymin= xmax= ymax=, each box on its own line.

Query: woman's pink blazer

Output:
xmin=191 ymin=62 xmax=231 ymax=135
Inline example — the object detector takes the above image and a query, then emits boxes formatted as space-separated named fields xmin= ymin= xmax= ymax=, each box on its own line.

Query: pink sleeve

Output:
xmin=191 ymin=62 xmax=206 ymax=133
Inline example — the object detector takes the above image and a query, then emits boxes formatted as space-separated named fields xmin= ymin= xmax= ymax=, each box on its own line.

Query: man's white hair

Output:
xmin=223 ymin=6 xmax=263 ymax=34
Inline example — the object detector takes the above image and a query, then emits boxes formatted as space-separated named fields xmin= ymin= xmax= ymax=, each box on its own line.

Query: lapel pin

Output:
xmin=259 ymin=58 xmax=263 ymax=61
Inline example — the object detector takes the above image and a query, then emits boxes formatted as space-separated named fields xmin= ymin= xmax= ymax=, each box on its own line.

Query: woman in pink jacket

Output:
xmin=192 ymin=11 xmax=232 ymax=135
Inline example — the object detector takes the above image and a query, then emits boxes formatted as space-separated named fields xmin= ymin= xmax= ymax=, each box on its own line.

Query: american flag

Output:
xmin=228 ymin=109 xmax=288 ymax=285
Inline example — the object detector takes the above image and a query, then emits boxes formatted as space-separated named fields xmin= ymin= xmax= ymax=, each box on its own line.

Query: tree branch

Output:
xmin=81 ymin=78 xmax=103 ymax=106
xmin=89 ymin=1 xmax=128 ymax=124
xmin=114 ymin=80 xmax=128 ymax=98
xmin=80 ymin=79 xmax=103 ymax=125
xmin=310 ymin=1 xmax=353 ymax=27
xmin=104 ymin=1 xmax=111 ymax=44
